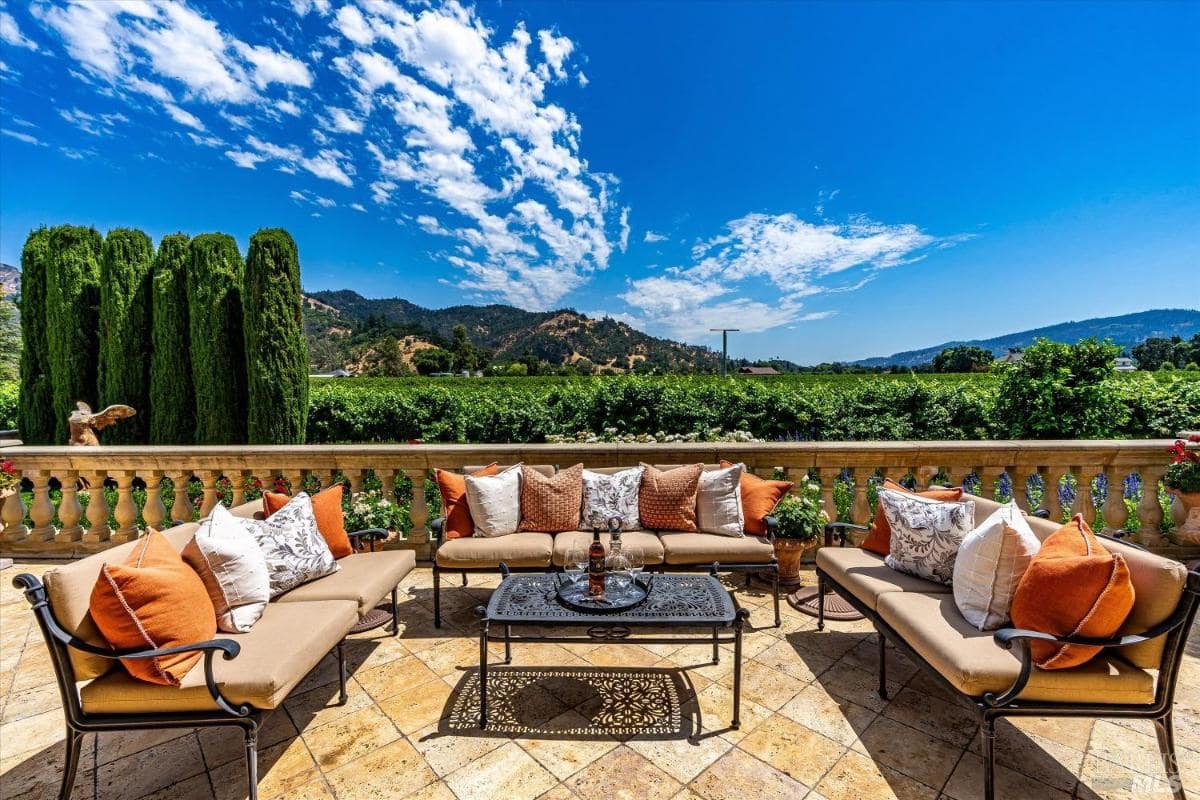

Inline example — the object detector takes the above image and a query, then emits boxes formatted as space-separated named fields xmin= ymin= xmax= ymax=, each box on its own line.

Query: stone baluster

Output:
xmin=28 ymin=471 xmax=57 ymax=543
xmin=785 ymin=467 xmax=807 ymax=497
xmin=404 ymin=468 xmax=430 ymax=557
xmin=1102 ymin=467 xmax=1129 ymax=534
xmin=346 ymin=468 xmax=364 ymax=495
xmin=978 ymin=466 xmax=1005 ymax=502
xmin=1171 ymin=493 xmax=1188 ymax=528
xmin=142 ymin=471 xmax=167 ymax=532
xmin=198 ymin=471 xmax=220 ymax=519
xmin=56 ymin=471 xmax=84 ymax=543
xmin=817 ymin=467 xmax=837 ymax=522
xmin=916 ymin=465 xmax=939 ymax=490
xmin=1 ymin=477 xmax=29 ymax=542
xmin=380 ymin=469 xmax=398 ymax=504
xmin=83 ymin=473 xmax=111 ymax=543
xmin=170 ymin=472 xmax=193 ymax=525
xmin=1009 ymin=467 xmax=1034 ymax=512
xmin=943 ymin=466 xmax=969 ymax=493
xmin=111 ymin=471 xmax=139 ymax=544
xmin=1077 ymin=467 xmax=1100 ymax=527
xmin=230 ymin=470 xmax=251 ymax=507
xmin=1041 ymin=466 xmax=1064 ymax=522
xmin=1136 ymin=467 xmax=1166 ymax=546
xmin=285 ymin=471 xmax=305 ymax=497
xmin=849 ymin=468 xmax=871 ymax=525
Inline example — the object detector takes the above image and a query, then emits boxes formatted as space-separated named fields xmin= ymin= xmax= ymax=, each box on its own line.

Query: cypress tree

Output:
xmin=16 ymin=228 xmax=56 ymax=443
xmin=149 ymin=233 xmax=195 ymax=444
xmin=98 ymin=228 xmax=154 ymax=443
xmin=46 ymin=225 xmax=102 ymax=443
xmin=187 ymin=234 xmax=247 ymax=444
xmin=243 ymin=229 xmax=309 ymax=443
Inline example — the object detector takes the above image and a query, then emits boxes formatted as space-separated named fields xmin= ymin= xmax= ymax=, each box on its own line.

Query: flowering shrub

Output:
xmin=344 ymin=490 xmax=407 ymax=533
xmin=547 ymin=428 xmax=760 ymax=444
xmin=771 ymin=476 xmax=828 ymax=541
xmin=0 ymin=460 xmax=17 ymax=492
xmin=1165 ymin=435 xmax=1200 ymax=493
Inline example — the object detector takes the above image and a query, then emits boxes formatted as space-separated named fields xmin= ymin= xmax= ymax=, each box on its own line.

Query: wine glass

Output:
xmin=624 ymin=545 xmax=644 ymax=587
xmin=607 ymin=549 xmax=631 ymax=594
xmin=564 ymin=545 xmax=587 ymax=584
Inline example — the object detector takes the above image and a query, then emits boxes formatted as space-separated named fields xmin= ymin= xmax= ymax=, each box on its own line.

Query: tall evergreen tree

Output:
xmin=243 ymin=229 xmax=309 ymax=443
xmin=149 ymin=233 xmax=195 ymax=444
xmin=46 ymin=225 xmax=102 ymax=443
xmin=16 ymin=228 xmax=55 ymax=443
xmin=187 ymin=234 xmax=247 ymax=444
xmin=98 ymin=228 xmax=154 ymax=443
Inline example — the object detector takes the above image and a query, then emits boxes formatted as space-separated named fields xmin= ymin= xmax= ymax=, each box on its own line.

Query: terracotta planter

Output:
xmin=773 ymin=537 xmax=818 ymax=588
xmin=1169 ymin=490 xmax=1200 ymax=545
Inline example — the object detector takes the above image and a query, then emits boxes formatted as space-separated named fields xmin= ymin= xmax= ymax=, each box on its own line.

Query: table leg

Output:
xmin=732 ymin=609 xmax=748 ymax=729
xmin=712 ymin=627 xmax=719 ymax=664
xmin=478 ymin=614 xmax=489 ymax=729
xmin=505 ymin=624 xmax=512 ymax=664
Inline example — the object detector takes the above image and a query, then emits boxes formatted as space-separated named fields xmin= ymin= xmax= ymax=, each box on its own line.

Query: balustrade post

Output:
xmin=1009 ymin=468 xmax=1033 ymax=511
xmin=231 ymin=470 xmax=250 ymax=507
xmin=404 ymin=468 xmax=430 ymax=557
xmin=170 ymin=472 xmax=193 ymax=525
xmin=380 ymin=469 xmax=398 ymax=503
xmin=1136 ymin=468 xmax=1165 ymax=547
xmin=28 ymin=470 xmax=56 ymax=543
xmin=199 ymin=471 xmax=220 ymax=519
xmin=57 ymin=471 xmax=84 ymax=543
xmin=785 ymin=468 xmax=807 ymax=497
xmin=1170 ymin=493 xmax=1188 ymax=528
xmin=1077 ymin=467 xmax=1101 ymax=527
xmin=978 ymin=467 xmax=1005 ymax=502
xmin=142 ymin=471 xmax=167 ymax=532
xmin=111 ymin=471 xmax=139 ymax=544
xmin=1102 ymin=468 xmax=1129 ymax=534
xmin=1 ymin=478 xmax=29 ymax=542
xmin=849 ymin=468 xmax=871 ymax=526
xmin=346 ymin=469 xmax=364 ymax=495
xmin=943 ymin=467 xmax=969 ymax=493
xmin=916 ymin=465 xmax=939 ymax=490
xmin=83 ymin=473 xmax=111 ymax=544
xmin=1041 ymin=466 xmax=1064 ymax=522
xmin=817 ymin=467 xmax=837 ymax=522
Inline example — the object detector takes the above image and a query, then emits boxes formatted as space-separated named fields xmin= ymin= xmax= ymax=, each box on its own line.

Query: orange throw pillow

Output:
xmin=720 ymin=460 xmax=792 ymax=536
xmin=264 ymin=485 xmax=352 ymax=559
xmin=1010 ymin=515 xmax=1135 ymax=670
xmin=89 ymin=530 xmax=217 ymax=686
xmin=861 ymin=479 xmax=964 ymax=555
xmin=639 ymin=463 xmax=703 ymax=531
xmin=435 ymin=464 xmax=499 ymax=539
xmin=520 ymin=464 xmax=584 ymax=532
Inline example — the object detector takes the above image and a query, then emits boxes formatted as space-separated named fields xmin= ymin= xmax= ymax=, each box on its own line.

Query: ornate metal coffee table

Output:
xmin=476 ymin=567 xmax=751 ymax=730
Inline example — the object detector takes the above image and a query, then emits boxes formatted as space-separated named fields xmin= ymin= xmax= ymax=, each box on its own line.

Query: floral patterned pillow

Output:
xmin=250 ymin=492 xmax=338 ymax=597
xmin=580 ymin=467 xmax=644 ymax=530
xmin=877 ymin=488 xmax=975 ymax=586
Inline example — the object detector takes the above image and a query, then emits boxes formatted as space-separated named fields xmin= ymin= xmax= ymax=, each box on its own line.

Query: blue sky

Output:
xmin=1 ymin=0 xmax=1197 ymax=363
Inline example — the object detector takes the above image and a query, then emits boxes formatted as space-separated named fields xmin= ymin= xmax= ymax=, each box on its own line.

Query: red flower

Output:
xmin=1190 ymin=433 xmax=1200 ymax=443
xmin=0 ymin=460 xmax=14 ymax=475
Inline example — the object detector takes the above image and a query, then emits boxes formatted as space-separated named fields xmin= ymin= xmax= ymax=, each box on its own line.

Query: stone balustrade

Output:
xmin=0 ymin=440 xmax=1192 ymax=561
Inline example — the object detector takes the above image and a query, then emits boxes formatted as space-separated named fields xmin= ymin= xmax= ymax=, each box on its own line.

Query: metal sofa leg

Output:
xmin=877 ymin=631 xmax=888 ymax=700
xmin=462 ymin=572 xmax=468 ymax=587
xmin=816 ymin=574 xmax=826 ymax=631
xmin=336 ymin=641 xmax=349 ymax=705
xmin=390 ymin=586 xmax=400 ymax=636
xmin=771 ymin=564 xmax=781 ymax=627
xmin=980 ymin=714 xmax=996 ymax=800
xmin=433 ymin=564 xmax=442 ymax=628
xmin=1154 ymin=712 xmax=1186 ymax=800
xmin=57 ymin=728 xmax=83 ymax=800
xmin=243 ymin=721 xmax=260 ymax=800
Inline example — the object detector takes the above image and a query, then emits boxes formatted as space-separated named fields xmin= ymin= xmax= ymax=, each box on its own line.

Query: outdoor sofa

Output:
xmin=432 ymin=464 xmax=782 ymax=627
xmin=816 ymin=492 xmax=1200 ymax=800
xmin=13 ymin=499 xmax=415 ymax=800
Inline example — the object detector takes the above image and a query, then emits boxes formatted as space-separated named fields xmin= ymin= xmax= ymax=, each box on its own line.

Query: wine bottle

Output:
xmin=588 ymin=529 xmax=606 ymax=597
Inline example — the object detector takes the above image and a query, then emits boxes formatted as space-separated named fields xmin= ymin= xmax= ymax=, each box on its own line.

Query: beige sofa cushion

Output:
xmin=79 ymin=599 xmax=358 ymax=713
xmin=551 ymin=531 xmax=665 ymax=567
xmin=877 ymin=591 xmax=1154 ymax=704
xmin=816 ymin=545 xmax=950 ymax=611
xmin=659 ymin=531 xmax=774 ymax=565
xmin=43 ymin=523 xmax=199 ymax=681
xmin=435 ymin=533 xmax=553 ymax=568
xmin=276 ymin=550 xmax=415 ymax=614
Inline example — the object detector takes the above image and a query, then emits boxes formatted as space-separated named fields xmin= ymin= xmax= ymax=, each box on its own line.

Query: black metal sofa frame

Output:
xmin=816 ymin=520 xmax=1200 ymax=800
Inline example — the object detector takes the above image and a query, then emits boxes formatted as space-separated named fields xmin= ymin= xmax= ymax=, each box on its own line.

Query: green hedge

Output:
xmin=243 ymin=229 xmax=308 ymax=444
xmin=99 ymin=228 xmax=154 ymax=443
xmin=46 ymin=225 xmax=102 ymax=443
xmin=150 ymin=234 xmax=195 ymax=444
xmin=17 ymin=228 xmax=55 ymax=444
xmin=187 ymin=234 xmax=247 ymax=444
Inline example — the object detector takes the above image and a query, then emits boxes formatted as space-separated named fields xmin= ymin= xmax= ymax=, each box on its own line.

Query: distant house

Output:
xmin=738 ymin=366 xmax=780 ymax=375
xmin=310 ymin=368 xmax=352 ymax=378
xmin=999 ymin=348 xmax=1023 ymax=365
xmin=1113 ymin=357 xmax=1136 ymax=372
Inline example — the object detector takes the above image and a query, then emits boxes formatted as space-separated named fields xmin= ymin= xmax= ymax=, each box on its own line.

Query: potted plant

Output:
xmin=769 ymin=476 xmax=829 ymax=587
xmin=344 ymin=489 xmax=407 ymax=549
xmin=1165 ymin=434 xmax=1200 ymax=544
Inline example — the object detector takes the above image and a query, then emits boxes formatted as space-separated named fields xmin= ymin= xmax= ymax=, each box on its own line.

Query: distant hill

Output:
xmin=306 ymin=289 xmax=722 ymax=373
xmin=0 ymin=263 xmax=18 ymax=299
xmin=854 ymin=309 xmax=1200 ymax=368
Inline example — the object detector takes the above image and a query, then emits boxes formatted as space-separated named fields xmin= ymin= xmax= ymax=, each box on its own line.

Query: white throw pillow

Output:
xmin=878 ymin=488 xmax=975 ymax=586
xmin=182 ymin=504 xmax=270 ymax=633
xmin=465 ymin=464 xmax=522 ymax=537
xmin=251 ymin=492 xmax=338 ymax=597
xmin=696 ymin=463 xmax=745 ymax=537
xmin=580 ymin=467 xmax=643 ymax=530
xmin=953 ymin=500 xmax=1041 ymax=630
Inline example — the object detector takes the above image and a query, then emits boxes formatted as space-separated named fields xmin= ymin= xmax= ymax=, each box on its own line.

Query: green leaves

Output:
xmin=150 ymin=234 xmax=195 ymax=444
xmin=99 ymin=228 xmax=154 ymax=443
xmin=188 ymin=233 xmax=247 ymax=444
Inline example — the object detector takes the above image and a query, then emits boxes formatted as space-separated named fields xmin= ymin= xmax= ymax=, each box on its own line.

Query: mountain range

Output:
xmin=0 ymin=263 xmax=17 ymax=299
xmin=853 ymin=308 xmax=1200 ymax=368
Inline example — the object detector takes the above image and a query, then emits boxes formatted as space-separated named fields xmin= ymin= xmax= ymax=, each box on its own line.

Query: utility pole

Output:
xmin=710 ymin=328 xmax=740 ymax=377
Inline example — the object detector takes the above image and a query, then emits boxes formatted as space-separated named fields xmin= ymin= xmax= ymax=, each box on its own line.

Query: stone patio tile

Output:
xmin=1085 ymin=719 xmax=1184 ymax=779
xmin=414 ymin=636 xmax=486 ymax=678
xmin=322 ymin=738 xmax=438 ymax=800
xmin=814 ymin=749 xmax=939 ymax=800
xmin=210 ymin=735 xmax=318 ymax=800
xmin=816 ymin=663 xmax=903 ymax=712
xmin=0 ymin=707 xmax=73 ymax=762
xmin=0 ymin=730 xmax=96 ymax=800
xmin=879 ymin=686 xmax=979 ymax=748
xmin=691 ymin=681 xmax=772 ymax=742
xmin=93 ymin=732 xmax=208 ymax=800
xmin=753 ymin=638 xmax=834 ymax=684
xmin=284 ymin=677 xmax=375 ymax=732
xmin=353 ymin=653 xmax=442 ymax=704
xmin=442 ymin=742 xmax=557 ymax=800
xmin=133 ymin=773 xmax=214 ymax=800
xmin=838 ymin=637 xmax=918 ymax=684
xmin=301 ymin=705 xmax=400 ymax=772
xmin=853 ymin=715 xmax=964 ymax=789
xmin=95 ymin=726 xmax=196 ymax=767
xmin=376 ymin=675 xmax=456 ymax=735
xmin=583 ymin=643 xmax=662 ymax=669
xmin=342 ymin=631 xmax=411 ymax=673
xmin=966 ymin=721 xmax=1085 ymax=794
xmin=535 ymin=786 xmax=580 ymax=800
xmin=566 ymin=744 xmax=681 ymax=800
xmin=267 ymin=777 xmax=335 ymax=800
xmin=738 ymin=712 xmax=846 ymax=788
xmin=197 ymin=711 xmax=297 ymax=768
xmin=777 ymin=683 xmax=877 ymax=747
xmin=690 ymin=747 xmax=810 ymax=800
xmin=1010 ymin=715 xmax=1096 ymax=753
xmin=626 ymin=732 xmax=734 ymax=784
xmin=409 ymin=721 xmax=507 ymax=777
xmin=722 ymin=660 xmax=803 ymax=711
xmin=942 ymin=752 xmax=1072 ymax=800
xmin=516 ymin=709 xmax=620 ymax=780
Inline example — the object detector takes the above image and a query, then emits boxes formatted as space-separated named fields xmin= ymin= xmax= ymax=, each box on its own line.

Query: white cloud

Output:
xmin=350 ymin=202 xmax=366 ymax=212
xmin=537 ymin=29 xmax=573 ymax=81
xmin=225 ymin=149 xmax=265 ymax=169
xmin=290 ymin=0 xmax=332 ymax=16
xmin=643 ymin=230 xmax=668 ymax=243
xmin=60 ymin=146 xmax=89 ymax=159
xmin=324 ymin=106 xmax=363 ymax=133
xmin=187 ymin=131 xmax=224 ymax=147
xmin=234 ymin=42 xmax=312 ymax=90
xmin=2 ymin=128 xmax=42 ymax=145
xmin=58 ymin=107 xmax=128 ymax=136
xmin=276 ymin=99 xmax=302 ymax=116
xmin=417 ymin=214 xmax=450 ymax=235
xmin=1 ymin=10 xmax=39 ymax=50
xmin=165 ymin=103 xmax=204 ymax=130
xmin=618 ymin=207 xmax=630 ymax=252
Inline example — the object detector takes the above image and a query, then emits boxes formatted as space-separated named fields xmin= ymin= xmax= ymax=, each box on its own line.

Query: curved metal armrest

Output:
xmin=430 ymin=516 xmax=446 ymax=548
xmin=824 ymin=521 xmax=869 ymax=547
xmin=763 ymin=515 xmax=778 ymax=543
xmin=348 ymin=528 xmax=390 ymax=552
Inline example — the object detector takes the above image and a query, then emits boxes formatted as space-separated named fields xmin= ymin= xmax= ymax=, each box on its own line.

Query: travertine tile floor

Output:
xmin=1 ymin=562 xmax=1197 ymax=800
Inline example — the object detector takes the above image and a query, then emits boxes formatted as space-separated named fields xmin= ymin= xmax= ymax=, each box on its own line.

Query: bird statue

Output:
xmin=68 ymin=402 xmax=136 ymax=446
